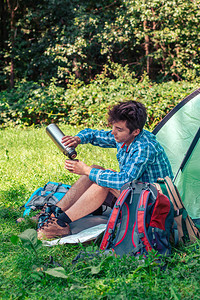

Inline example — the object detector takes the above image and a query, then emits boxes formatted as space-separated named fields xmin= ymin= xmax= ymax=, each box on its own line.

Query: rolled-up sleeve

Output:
xmin=76 ymin=128 xmax=116 ymax=148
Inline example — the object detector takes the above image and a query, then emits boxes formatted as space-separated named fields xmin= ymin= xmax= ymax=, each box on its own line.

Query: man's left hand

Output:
xmin=65 ymin=159 xmax=92 ymax=176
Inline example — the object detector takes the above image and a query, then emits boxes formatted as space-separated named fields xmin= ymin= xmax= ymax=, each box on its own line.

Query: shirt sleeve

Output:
xmin=89 ymin=143 xmax=155 ymax=190
xmin=76 ymin=128 xmax=117 ymax=148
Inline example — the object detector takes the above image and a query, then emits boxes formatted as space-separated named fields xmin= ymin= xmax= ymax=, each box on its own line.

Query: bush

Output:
xmin=1 ymin=66 xmax=200 ymax=130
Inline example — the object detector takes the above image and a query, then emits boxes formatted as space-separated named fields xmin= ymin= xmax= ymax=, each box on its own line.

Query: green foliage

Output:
xmin=1 ymin=66 xmax=200 ymax=130
xmin=0 ymin=80 xmax=68 ymax=127
xmin=1 ymin=0 xmax=200 ymax=88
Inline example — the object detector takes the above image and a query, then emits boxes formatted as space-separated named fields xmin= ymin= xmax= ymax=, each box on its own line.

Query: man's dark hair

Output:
xmin=108 ymin=100 xmax=147 ymax=133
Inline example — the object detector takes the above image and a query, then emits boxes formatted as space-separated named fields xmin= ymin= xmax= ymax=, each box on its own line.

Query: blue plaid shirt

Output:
xmin=76 ymin=128 xmax=173 ymax=190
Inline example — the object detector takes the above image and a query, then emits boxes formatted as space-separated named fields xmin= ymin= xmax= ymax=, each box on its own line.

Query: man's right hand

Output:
xmin=62 ymin=135 xmax=81 ymax=148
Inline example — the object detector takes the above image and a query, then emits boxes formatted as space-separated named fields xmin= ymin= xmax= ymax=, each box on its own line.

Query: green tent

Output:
xmin=153 ymin=88 xmax=200 ymax=220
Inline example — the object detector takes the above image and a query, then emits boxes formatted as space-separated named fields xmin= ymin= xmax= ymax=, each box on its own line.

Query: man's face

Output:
xmin=111 ymin=120 xmax=140 ymax=146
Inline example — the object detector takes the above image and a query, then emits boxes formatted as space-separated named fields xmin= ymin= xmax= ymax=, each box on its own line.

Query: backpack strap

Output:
xmin=26 ymin=182 xmax=67 ymax=208
xmin=42 ymin=182 xmax=62 ymax=194
xmin=100 ymin=188 xmax=131 ymax=250
xmin=171 ymin=220 xmax=179 ymax=246
xmin=44 ymin=182 xmax=69 ymax=194
xmin=163 ymin=177 xmax=181 ymax=211
xmin=136 ymin=190 xmax=153 ymax=253
xmin=154 ymin=183 xmax=163 ymax=194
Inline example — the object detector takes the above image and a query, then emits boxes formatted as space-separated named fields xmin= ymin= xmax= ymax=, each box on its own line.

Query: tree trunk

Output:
xmin=143 ymin=20 xmax=150 ymax=75
xmin=7 ymin=0 xmax=18 ymax=88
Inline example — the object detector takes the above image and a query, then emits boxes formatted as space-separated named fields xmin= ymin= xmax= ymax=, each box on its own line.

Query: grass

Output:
xmin=0 ymin=125 xmax=200 ymax=299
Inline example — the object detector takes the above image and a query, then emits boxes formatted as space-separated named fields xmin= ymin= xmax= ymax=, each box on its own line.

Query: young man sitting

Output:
xmin=37 ymin=100 xmax=173 ymax=240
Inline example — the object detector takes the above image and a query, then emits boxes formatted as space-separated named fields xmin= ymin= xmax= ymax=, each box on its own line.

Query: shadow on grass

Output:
xmin=0 ymin=206 xmax=20 ymax=220
xmin=0 ymin=185 xmax=37 ymax=232
xmin=0 ymin=205 xmax=38 ymax=244
xmin=0 ymin=184 xmax=28 ymax=210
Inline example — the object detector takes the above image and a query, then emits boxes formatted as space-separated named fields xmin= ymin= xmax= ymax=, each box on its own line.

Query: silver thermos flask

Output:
xmin=46 ymin=124 xmax=77 ymax=159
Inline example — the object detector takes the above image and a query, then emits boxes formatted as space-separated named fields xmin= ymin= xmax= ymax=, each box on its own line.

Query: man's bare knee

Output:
xmin=90 ymin=164 xmax=105 ymax=170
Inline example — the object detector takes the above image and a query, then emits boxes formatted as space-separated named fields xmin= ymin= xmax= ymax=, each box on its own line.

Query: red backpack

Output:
xmin=100 ymin=181 xmax=174 ymax=257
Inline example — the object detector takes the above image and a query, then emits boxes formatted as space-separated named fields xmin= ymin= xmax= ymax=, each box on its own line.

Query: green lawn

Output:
xmin=0 ymin=126 xmax=199 ymax=299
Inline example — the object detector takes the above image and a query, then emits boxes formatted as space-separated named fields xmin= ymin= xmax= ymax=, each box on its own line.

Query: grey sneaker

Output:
xmin=37 ymin=213 xmax=71 ymax=240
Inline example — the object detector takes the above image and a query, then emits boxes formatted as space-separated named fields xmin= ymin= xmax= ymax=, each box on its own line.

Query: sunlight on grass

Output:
xmin=0 ymin=125 xmax=117 ymax=208
xmin=0 ymin=125 xmax=199 ymax=299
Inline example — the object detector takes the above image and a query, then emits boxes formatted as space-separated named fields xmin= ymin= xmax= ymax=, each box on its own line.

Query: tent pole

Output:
xmin=173 ymin=127 xmax=200 ymax=183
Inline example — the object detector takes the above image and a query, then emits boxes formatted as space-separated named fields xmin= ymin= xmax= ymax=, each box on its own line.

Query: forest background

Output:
xmin=0 ymin=1 xmax=200 ymax=298
xmin=0 ymin=0 xmax=200 ymax=129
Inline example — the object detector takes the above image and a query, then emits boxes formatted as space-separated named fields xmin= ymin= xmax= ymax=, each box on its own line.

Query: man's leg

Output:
xmin=55 ymin=164 xmax=105 ymax=211
xmin=63 ymin=183 xmax=111 ymax=222
xmin=56 ymin=174 xmax=94 ymax=211
xmin=37 ymin=183 xmax=113 ymax=240
xmin=37 ymin=165 xmax=120 ymax=239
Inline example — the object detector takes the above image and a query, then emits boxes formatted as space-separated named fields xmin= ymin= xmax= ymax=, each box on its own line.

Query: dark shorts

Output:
xmin=104 ymin=191 xmax=118 ymax=208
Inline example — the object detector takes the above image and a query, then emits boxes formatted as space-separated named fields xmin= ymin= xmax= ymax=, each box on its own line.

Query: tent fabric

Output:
xmin=153 ymin=88 xmax=200 ymax=219
xmin=175 ymin=129 xmax=200 ymax=219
